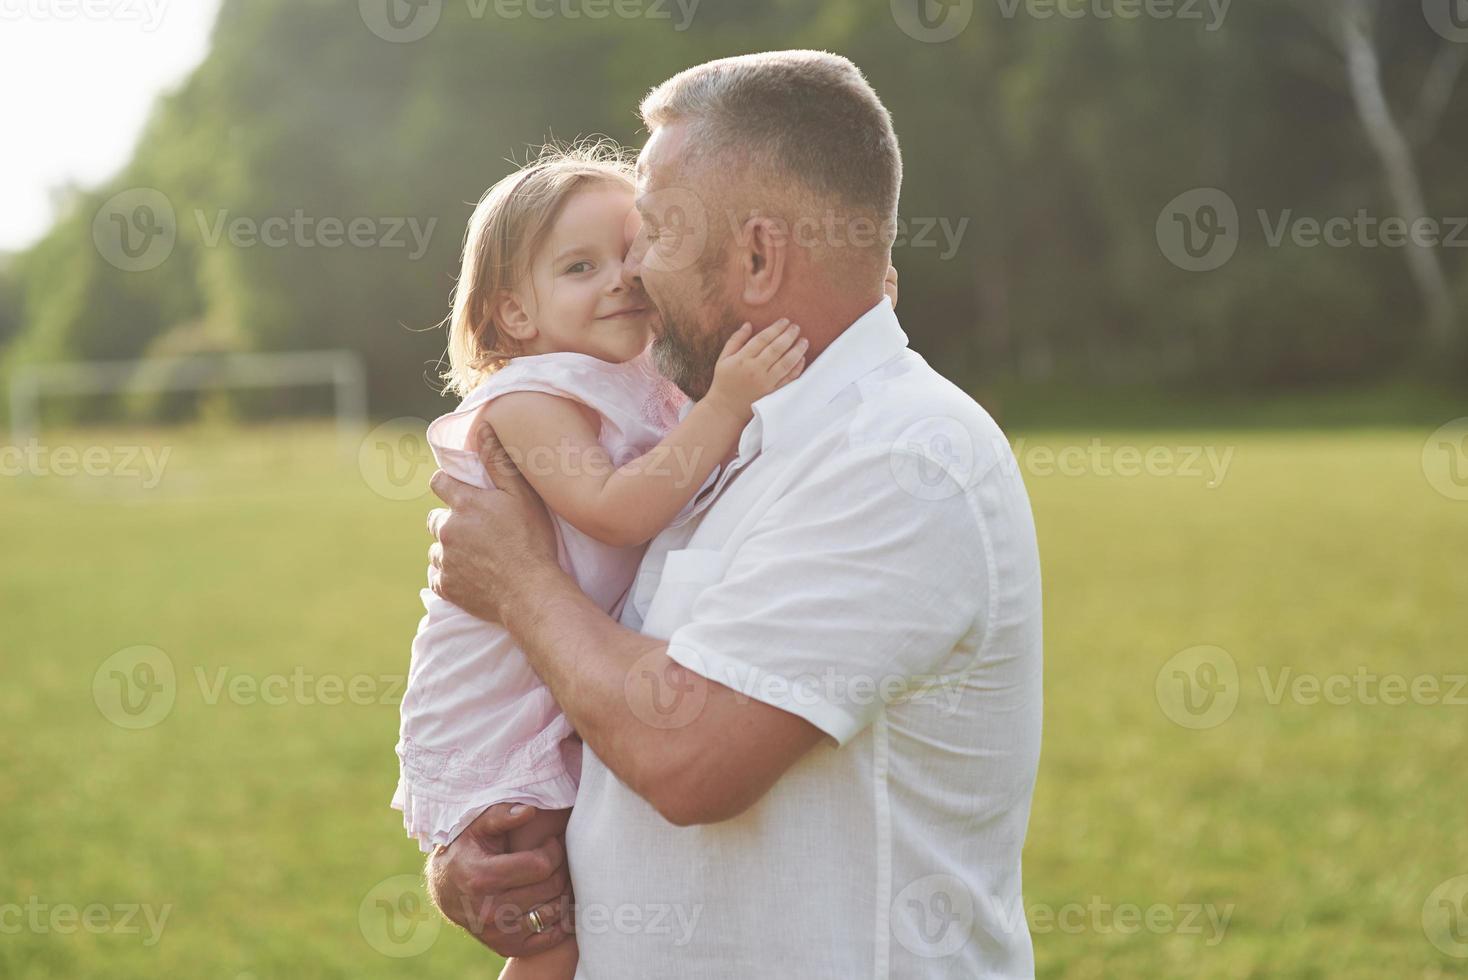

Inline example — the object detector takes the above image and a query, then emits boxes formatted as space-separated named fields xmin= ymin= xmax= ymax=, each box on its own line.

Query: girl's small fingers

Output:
xmin=758 ymin=330 xmax=804 ymax=367
xmin=772 ymin=339 xmax=809 ymax=373
xmin=753 ymin=321 xmax=799 ymax=357
xmin=720 ymin=322 xmax=754 ymax=356
xmin=776 ymin=358 xmax=805 ymax=387
xmin=741 ymin=317 xmax=792 ymax=357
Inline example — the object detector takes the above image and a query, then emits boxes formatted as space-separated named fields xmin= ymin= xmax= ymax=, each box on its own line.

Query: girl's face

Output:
xmin=508 ymin=184 xmax=656 ymax=363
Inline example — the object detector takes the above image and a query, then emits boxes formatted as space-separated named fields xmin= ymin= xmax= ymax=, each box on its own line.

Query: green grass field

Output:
xmin=2 ymin=418 xmax=1465 ymax=978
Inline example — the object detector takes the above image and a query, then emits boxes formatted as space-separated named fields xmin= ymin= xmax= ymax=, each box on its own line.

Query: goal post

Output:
xmin=6 ymin=350 xmax=368 ymax=454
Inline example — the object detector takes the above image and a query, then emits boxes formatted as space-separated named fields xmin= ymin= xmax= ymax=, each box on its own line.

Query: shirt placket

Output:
xmin=669 ymin=421 xmax=762 ymax=527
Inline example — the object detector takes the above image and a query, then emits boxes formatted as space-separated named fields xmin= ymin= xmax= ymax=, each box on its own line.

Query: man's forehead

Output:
xmin=635 ymin=123 xmax=688 ymax=189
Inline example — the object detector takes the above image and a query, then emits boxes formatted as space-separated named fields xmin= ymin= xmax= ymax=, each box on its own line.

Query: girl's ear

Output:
xmin=494 ymin=291 xmax=537 ymax=343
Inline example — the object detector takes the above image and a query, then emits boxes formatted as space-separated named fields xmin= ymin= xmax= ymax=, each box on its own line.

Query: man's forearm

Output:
xmin=502 ymin=562 xmax=688 ymax=810
xmin=494 ymin=560 xmax=828 ymax=827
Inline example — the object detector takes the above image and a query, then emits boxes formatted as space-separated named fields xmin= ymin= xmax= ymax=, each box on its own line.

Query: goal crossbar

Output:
xmin=7 ymin=349 xmax=368 ymax=453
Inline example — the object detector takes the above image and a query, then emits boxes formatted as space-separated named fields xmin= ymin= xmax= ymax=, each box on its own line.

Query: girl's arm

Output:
xmin=481 ymin=319 xmax=807 ymax=548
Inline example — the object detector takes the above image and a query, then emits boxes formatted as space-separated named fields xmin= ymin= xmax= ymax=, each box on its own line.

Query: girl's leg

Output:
xmin=497 ymin=934 xmax=578 ymax=980
xmin=497 ymin=807 xmax=576 ymax=980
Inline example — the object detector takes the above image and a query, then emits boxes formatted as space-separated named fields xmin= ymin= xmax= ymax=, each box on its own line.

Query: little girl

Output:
xmin=392 ymin=144 xmax=810 ymax=980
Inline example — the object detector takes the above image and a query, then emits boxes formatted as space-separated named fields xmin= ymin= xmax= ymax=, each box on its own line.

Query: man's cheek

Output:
xmin=639 ymin=276 xmax=669 ymax=327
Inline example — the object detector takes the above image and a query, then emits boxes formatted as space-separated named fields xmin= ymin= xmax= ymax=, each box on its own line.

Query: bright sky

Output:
xmin=0 ymin=0 xmax=222 ymax=252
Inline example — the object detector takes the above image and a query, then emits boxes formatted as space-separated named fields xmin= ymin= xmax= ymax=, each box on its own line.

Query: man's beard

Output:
xmin=650 ymin=296 xmax=737 ymax=401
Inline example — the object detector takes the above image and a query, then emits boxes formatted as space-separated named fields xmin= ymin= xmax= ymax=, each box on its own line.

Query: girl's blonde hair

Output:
xmin=441 ymin=140 xmax=635 ymax=397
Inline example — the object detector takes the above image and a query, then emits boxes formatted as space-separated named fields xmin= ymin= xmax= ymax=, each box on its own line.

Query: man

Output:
xmin=425 ymin=50 xmax=1043 ymax=978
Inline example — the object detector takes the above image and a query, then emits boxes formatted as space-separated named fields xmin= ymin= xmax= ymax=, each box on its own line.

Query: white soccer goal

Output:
xmin=7 ymin=350 xmax=368 ymax=453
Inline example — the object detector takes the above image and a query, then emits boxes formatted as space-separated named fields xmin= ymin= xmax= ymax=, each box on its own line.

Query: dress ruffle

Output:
xmin=392 ymin=766 xmax=580 ymax=853
xmin=393 ymin=725 xmax=582 ymax=852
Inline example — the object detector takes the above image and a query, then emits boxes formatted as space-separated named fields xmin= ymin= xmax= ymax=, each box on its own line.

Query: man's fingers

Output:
xmin=427 ymin=507 xmax=451 ymax=540
xmin=465 ymin=837 xmax=566 ymax=893
xmin=472 ymin=420 xmax=531 ymax=496
xmin=496 ymin=868 xmax=571 ymax=917
xmin=494 ymin=872 xmax=571 ymax=932
xmin=720 ymin=322 xmax=753 ymax=357
xmin=449 ymin=866 xmax=569 ymax=939
xmin=466 ymin=801 xmax=539 ymax=843
xmin=429 ymin=468 xmax=468 ymax=507
xmin=520 ymin=898 xmax=566 ymax=935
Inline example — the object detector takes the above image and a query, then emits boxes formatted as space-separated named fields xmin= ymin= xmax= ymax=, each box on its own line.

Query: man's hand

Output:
xmin=425 ymin=803 xmax=574 ymax=957
xmin=427 ymin=420 xmax=560 ymax=624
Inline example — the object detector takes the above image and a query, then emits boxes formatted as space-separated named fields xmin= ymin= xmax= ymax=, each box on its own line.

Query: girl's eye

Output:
xmin=566 ymin=260 xmax=593 ymax=274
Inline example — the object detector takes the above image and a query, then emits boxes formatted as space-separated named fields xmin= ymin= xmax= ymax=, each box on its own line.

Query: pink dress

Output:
xmin=393 ymin=347 xmax=688 ymax=852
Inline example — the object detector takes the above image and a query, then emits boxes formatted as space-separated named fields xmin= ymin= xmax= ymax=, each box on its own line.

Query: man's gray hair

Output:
xmin=639 ymin=50 xmax=903 ymax=254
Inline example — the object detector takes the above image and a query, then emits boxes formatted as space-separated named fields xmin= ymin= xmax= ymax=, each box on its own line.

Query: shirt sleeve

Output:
xmin=664 ymin=442 xmax=992 ymax=746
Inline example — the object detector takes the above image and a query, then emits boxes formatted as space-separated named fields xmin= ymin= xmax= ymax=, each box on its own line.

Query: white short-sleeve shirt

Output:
xmin=566 ymin=298 xmax=1044 ymax=979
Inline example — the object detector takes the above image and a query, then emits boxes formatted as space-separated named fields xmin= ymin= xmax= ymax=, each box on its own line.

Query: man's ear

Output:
xmin=494 ymin=291 xmax=537 ymax=343
xmin=738 ymin=215 xmax=788 ymax=307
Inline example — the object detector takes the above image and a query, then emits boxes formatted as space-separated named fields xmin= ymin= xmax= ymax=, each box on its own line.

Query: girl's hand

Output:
xmin=703 ymin=318 xmax=807 ymax=423
xmin=884 ymin=264 xmax=899 ymax=308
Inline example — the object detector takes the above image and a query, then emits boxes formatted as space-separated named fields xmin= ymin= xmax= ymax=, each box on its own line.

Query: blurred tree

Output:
xmin=1337 ymin=0 xmax=1463 ymax=362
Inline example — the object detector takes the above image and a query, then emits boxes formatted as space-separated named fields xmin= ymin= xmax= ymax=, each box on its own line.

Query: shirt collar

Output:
xmin=674 ymin=297 xmax=909 ymax=456
xmin=748 ymin=296 xmax=908 ymax=454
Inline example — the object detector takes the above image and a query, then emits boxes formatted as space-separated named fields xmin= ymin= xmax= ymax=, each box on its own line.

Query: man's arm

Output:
xmin=503 ymin=560 xmax=826 ymax=825
xmin=428 ymin=430 xmax=827 ymax=827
